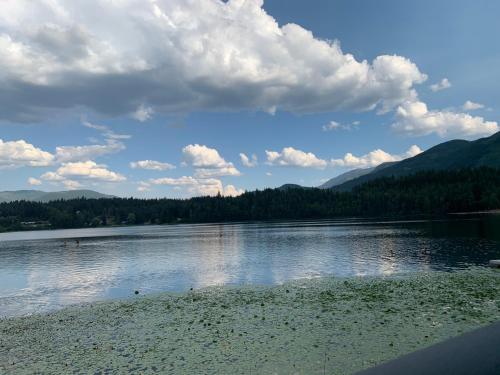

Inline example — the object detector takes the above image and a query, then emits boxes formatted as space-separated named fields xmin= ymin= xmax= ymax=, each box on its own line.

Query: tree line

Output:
xmin=1 ymin=167 xmax=500 ymax=232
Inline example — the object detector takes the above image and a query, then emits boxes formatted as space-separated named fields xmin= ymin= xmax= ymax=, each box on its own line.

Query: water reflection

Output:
xmin=0 ymin=217 xmax=499 ymax=317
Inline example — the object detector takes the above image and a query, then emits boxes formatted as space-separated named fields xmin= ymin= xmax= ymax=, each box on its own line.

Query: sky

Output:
xmin=0 ymin=0 xmax=499 ymax=198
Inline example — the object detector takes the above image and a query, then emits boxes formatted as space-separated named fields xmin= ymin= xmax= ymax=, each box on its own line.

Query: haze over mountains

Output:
xmin=284 ymin=131 xmax=500 ymax=191
xmin=0 ymin=190 xmax=114 ymax=203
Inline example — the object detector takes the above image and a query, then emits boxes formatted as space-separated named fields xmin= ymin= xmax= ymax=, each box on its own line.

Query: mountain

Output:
xmin=277 ymin=183 xmax=307 ymax=190
xmin=277 ymin=162 xmax=399 ymax=191
xmin=318 ymin=167 xmax=374 ymax=189
xmin=318 ymin=162 xmax=398 ymax=189
xmin=0 ymin=190 xmax=115 ymax=203
xmin=332 ymin=131 xmax=500 ymax=191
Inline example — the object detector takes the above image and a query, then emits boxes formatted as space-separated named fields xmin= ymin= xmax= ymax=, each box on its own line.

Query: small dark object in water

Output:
xmin=134 ymin=290 xmax=139 ymax=295
xmin=190 ymin=287 xmax=193 ymax=291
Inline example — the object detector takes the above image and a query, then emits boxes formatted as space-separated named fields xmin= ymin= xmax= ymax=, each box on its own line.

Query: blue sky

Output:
xmin=0 ymin=0 xmax=498 ymax=197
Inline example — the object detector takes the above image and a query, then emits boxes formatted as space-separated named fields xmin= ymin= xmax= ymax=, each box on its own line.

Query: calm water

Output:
xmin=1 ymin=217 xmax=499 ymax=317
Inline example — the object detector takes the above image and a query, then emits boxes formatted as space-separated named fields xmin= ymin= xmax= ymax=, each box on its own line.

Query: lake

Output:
xmin=1 ymin=216 xmax=499 ymax=317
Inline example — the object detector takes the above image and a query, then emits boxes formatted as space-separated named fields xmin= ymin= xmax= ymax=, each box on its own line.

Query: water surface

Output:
xmin=1 ymin=217 xmax=499 ymax=317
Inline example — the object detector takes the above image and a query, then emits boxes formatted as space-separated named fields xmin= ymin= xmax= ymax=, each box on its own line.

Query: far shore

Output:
xmin=1 ymin=212 xmax=499 ymax=236
xmin=449 ymin=209 xmax=500 ymax=215
xmin=1 ymin=269 xmax=499 ymax=374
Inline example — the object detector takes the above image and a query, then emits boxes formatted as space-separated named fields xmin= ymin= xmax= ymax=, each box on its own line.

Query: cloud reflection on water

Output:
xmin=0 ymin=218 xmax=499 ymax=317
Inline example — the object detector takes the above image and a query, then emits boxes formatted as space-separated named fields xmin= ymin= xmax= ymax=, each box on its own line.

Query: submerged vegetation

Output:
xmin=1 ymin=269 xmax=499 ymax=374
xmin=1 ymin=168 xmax=500 ymax=232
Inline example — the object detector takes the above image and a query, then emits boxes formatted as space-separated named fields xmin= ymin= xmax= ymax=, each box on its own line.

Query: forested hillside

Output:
xmin=333 ymin=132 xmax=500 ymax=191
xmin=1 ymin=168 xmax=499 ymax=232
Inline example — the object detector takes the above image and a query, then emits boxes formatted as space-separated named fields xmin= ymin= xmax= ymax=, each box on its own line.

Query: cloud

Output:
xmin=83 ymin=120 xmax=131 ymax=140
xmin=130 ymin=160 xmax=175 ymax=171
xmin=62 ymin=179 xmax=82 ymax=190
xmin=40 ymin=171 xmax=64 ymax=181
xmin=393 ymin=100 xmax=498 ymax=138
xmin=149 ymin=176 xmax=243 ymax=197
xmin=462 ymin=100 xmax=485 ymax=111
xmin=28 ymin=177 xmax=42 ymax=185
xmin=41 ymin=160 xmax=125 ymax=182
xmin=55 ymin=139 xmax=125 ymax=163
xmin=183 ymin=144 xmax=241 ymax=178
xmin=223 ymin=185 xmax=245 ymax=197
xmin=240 ymin=153 xmax=258 ymax=167
xmin=322 ymin=120 xmax=358 ymax=131
xmin=137 ymin=181 xmax=151 ymax=192
xmin=0 ymin=0 xmax=426 ymax=122
xmin=430 ymin=78 xmax=451 ymax=92
xmin=0 ymin=139 xmax=54 ymax=168
xmin=183 ymin=144 xmax=231 ymax=168
xmin=193 ymin=166 xmax=241 ymax=178
xmin=150 ymin=176 xmax=198 ymax=186
xmin=266 ymin=147 xmax=327 ymax=168
xmin=405 ymin=145 xmax=424 ymax=157
xmin=331 ymin=145 xmax=422 ymax=169
xmin=322 ymin=121 xmax=341 ymax=131
xmin=132 ymin=104 xmax=154 ymax=122
xmin=53 ymin=120 xmax=128 ymax=163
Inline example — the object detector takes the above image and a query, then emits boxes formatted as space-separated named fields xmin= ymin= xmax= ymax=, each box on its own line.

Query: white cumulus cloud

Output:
xmin=0 ymin=0 xmax=426 ymax=122
xmin=430 ymin=78 xmax=451 ymax=92
xmin=149 ymin=176 xmax=243 ymax=197
xmin=0 ymin=139 xmax=54 ymax=168
xmin=183 ymin=144 xmax=231 ymax=168
xmin=193 ymin=166 xmax=241 ymax=178
xmin=130 ymin=160 xmax=175 ymax=171
xmin=266 ymin=147 xmax=327 ymax=169
xmin=462 ymin=100 xmax=485 ymax=111
xmin=393 ymin=100 xmax=498 ymax=138
xmin=40 ymin=171 xmax=64 ymax=181
xmin=222 ymin=185 xmax=245 ymax=197
xmin=28 ymin=177 xmax=42 ymax=185
xmin=55 ymin=139 xmax=125 ymax=163
xmin=41 ymin=160 xmax=125 ymax=182
xmin=331 ymin=145 xmax=422 ymax=169
xmin=62 ymin=179 xmax=82 ymax=190
xmin=183 ymin=144 xmax=241 ymax=178
xmin=240 ymin=153 xmax=258 ymax=167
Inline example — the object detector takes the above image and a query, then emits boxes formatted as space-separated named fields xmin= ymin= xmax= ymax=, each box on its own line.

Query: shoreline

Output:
xmin=1 ymin=269 xmax=499 ymax=374
xmin=1 ymin=211 xmax=498 ymax=236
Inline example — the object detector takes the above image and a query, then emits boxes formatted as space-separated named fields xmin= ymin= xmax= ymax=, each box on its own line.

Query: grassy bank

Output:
xmin=1 ymin=269 xmax=499 ymax=374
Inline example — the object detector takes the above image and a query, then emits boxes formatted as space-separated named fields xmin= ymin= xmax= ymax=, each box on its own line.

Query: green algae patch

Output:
xmin=1 ymin=269 xmax=499 ymax=374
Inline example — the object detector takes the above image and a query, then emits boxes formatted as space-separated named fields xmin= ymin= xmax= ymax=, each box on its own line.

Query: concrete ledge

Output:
xmin=489 ymin=260 xmax=500 ymax=268
xmin=356 ymin=321 xmax=500 ymax=375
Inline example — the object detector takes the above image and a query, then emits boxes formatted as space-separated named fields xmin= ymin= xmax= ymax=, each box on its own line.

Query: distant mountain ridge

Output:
xmin=277 ymin=183 xmax=307 ymax=190
xmin=332 ymin=131 xmax=500 ymax=191
xmin=0 ymin=190 xmax=115 ymax=203
xmin=277 ymin=131 xmax=500 ymax=192
xmin=318 ymin=167 xmax=375 ymax=189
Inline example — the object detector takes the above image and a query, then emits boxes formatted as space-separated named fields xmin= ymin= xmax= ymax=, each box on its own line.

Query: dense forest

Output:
xmin=1 ymin=167 xmax=500 ymax=233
